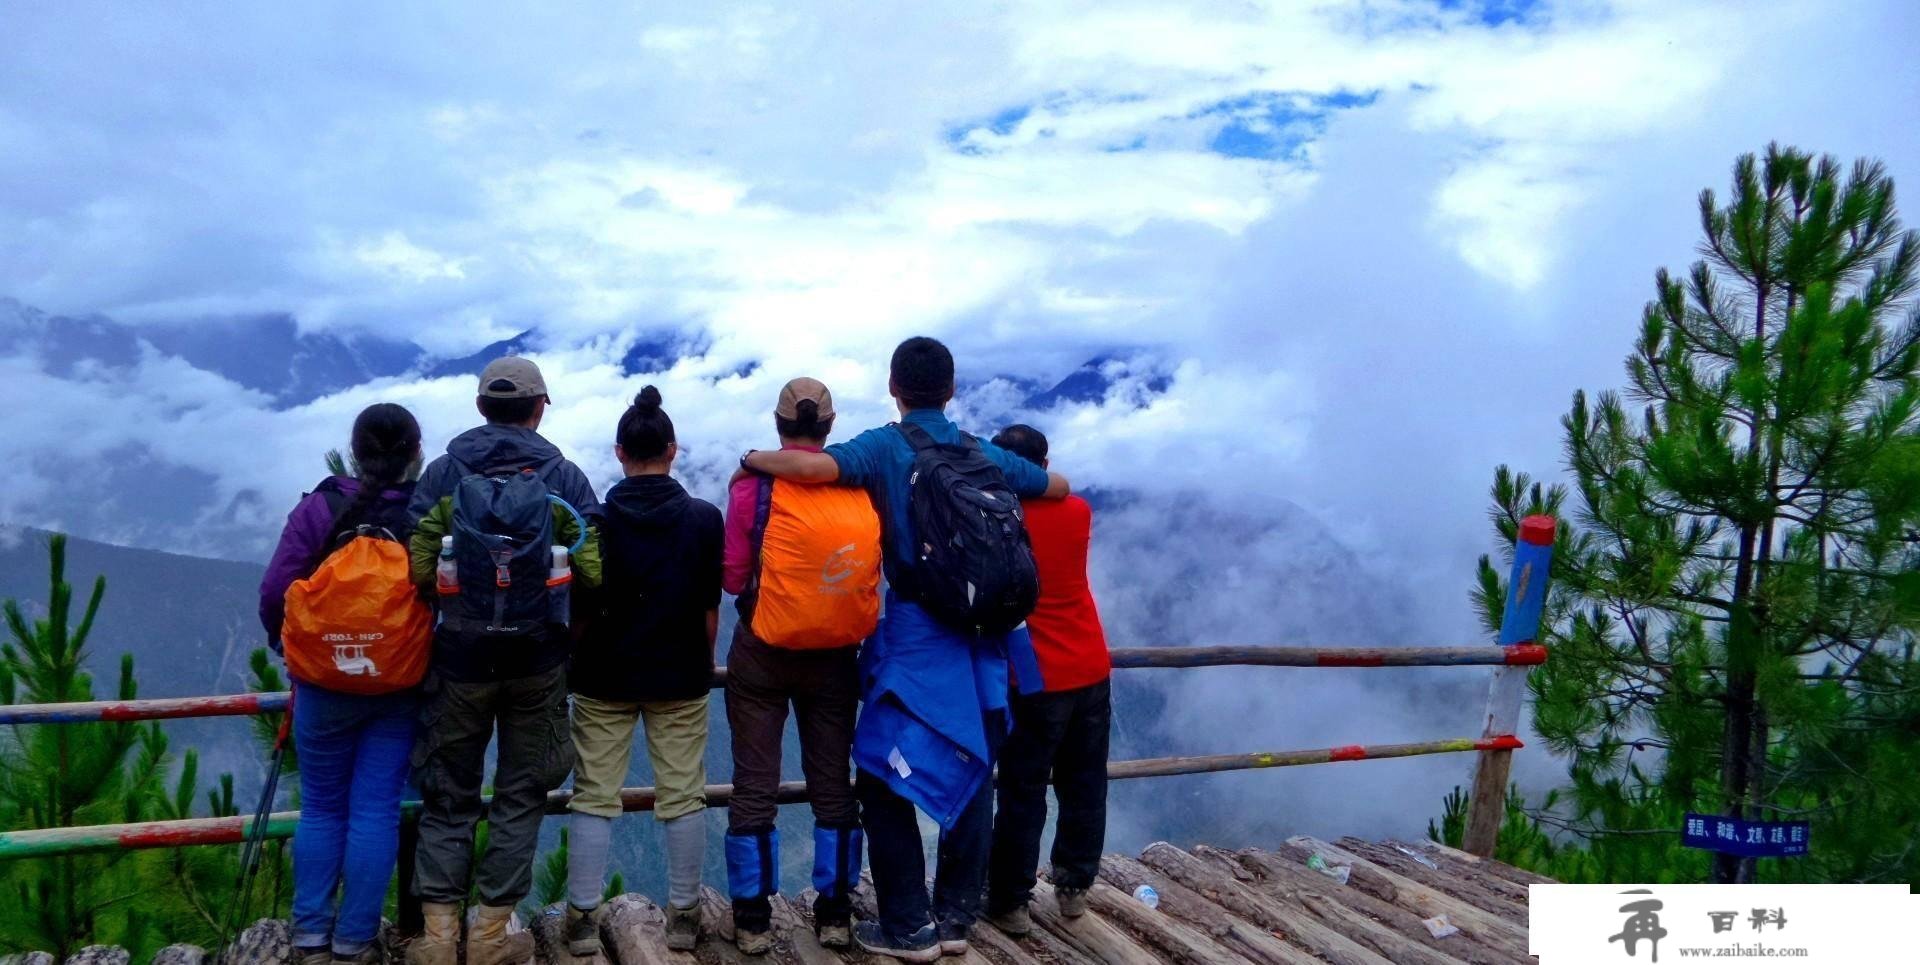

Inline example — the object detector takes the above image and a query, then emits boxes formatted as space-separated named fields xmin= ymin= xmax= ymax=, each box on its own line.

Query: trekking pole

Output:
xmin=220 ymin=692 xmax=295 ymax=957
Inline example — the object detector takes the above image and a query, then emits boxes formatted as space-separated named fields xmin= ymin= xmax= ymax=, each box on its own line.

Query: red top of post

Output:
xmin=1519 ymin=515 xmax=1557 ymax=546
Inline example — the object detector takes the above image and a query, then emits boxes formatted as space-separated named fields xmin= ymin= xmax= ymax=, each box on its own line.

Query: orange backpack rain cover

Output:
xmin=750 ymin=479 xmax=881 ymax=649
xmin=283 ymin=536 xmax=433 ymax=693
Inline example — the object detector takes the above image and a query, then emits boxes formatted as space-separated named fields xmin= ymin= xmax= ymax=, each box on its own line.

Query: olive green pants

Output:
xmin=568 ymin=694 xmax=709 ymax=820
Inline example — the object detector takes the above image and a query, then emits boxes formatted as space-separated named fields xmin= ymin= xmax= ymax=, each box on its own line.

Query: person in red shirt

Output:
xmin=985 ymin=424 xmax=1112 ymax=935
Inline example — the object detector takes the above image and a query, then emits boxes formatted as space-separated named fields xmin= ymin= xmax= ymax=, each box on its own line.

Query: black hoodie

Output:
xmin=571 ymin=474 xmax=723 ymax=702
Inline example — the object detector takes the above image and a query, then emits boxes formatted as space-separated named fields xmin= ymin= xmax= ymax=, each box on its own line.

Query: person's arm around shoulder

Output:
xmin=740 ymin=448 xmax=840 ymax=484
xmin=1040 ymin=470 xmax=1071 ymax=499
xmin=979 ymin=438 xmax=1070 ymax=499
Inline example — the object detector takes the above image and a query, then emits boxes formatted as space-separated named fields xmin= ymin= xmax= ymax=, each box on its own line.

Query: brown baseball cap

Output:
xmin=776 ymin=377 xmax=834 ymax=420
xmin=478 ymin=357 xmax=549 ymax=401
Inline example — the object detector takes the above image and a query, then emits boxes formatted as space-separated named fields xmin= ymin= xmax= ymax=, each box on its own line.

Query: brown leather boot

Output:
xmin=404 ymin=902 xmax=460 ymax=965
xmin=466 ymin=903 xmax=535 ymax=965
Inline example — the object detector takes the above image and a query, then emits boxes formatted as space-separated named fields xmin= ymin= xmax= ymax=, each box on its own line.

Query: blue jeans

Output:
xmin=291 ymin=681 xmax=419 ymax=954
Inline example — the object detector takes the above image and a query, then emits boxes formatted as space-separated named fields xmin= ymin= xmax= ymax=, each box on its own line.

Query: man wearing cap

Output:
xmin=403 ymin=357 xmax=604 ymax=965
xmin=721 ymin=377 xmax=882 ymax=954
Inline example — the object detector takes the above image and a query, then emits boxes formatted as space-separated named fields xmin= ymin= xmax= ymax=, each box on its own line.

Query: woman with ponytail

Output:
xmin=719 ymin=377 xmax=881 ymax=954
xmin=561 ymin=385 xmax=724 ymax=955
xmin=259 ymin=403 xmax=425 ymax=965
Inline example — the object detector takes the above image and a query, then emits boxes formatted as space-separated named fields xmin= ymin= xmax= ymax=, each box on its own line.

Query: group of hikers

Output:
xmin=259 ymin=336 xmax=1113 ymax=964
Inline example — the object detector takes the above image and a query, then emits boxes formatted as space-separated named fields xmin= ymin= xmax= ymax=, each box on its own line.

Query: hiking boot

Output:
xmin=733 ymin=926 xmax=774 ymax=956
xmin=405 ymin=902 xmax=460 ymax=965
xmin=934 ymin=918 xmax=970 ymax=956
xmin=664 ymin=902 xmax=701 ymax=952
xmin=331 ymin=947 xmax=381 ymax=965
xmin=466 ymin=903 xmax=534 ymax=965
xmin=814 ymin=917 xmax=852 ymax=949
xmin=852 ymin=921 xmax=940 ymax=962
xmin=988 ymin=904 xmax=1033 ymax=936
xmin=565 ymin=904 xmax=603 ymax=958
xmin=1056 ymin=888 xmax=1089 ymax=919
xmin=294 ymin=946 xmax=331 ymax=965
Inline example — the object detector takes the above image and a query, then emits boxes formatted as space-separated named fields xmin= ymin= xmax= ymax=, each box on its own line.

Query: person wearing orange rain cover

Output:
xmin=721 ymin=378 xmax=882 ymax=955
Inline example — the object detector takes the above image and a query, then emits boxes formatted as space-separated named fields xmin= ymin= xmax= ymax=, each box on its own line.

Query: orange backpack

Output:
xmin=283 ymin=534 xmax=433 ymax=694
xmin=745 ymin=477 xmax=881 ymax=649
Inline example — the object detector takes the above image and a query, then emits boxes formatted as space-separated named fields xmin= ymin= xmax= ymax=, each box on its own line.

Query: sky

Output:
xmin=3 ymin=0 xmax=1918 ymax=839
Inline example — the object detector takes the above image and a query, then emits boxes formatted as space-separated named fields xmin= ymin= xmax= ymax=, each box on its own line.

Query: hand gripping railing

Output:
xmin=0 ymin=515 xmax=1557 ymax=869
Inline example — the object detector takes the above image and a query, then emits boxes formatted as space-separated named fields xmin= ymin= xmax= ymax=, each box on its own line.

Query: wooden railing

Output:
xmin=0 ymin=514 xmax=1558 ymax=871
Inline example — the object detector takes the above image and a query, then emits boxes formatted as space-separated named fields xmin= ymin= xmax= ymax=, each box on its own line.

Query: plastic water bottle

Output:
xmin=548 ymin=545 xmax=571 ymax=625
xmin=436 ymin=536 xmax=458 ymax=596
xmin=1132 ymin=884 xmax=1159 ymax=909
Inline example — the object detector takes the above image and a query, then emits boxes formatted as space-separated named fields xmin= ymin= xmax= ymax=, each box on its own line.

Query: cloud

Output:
xmin=1 ymin=0 xmax=1917 ymax=836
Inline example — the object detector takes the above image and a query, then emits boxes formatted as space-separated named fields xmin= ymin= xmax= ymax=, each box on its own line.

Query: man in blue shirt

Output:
xmin=742 ymin=337 xmax=1068 ymax=961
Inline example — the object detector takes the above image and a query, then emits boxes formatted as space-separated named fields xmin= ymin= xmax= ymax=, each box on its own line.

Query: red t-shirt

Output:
xmin=1021 ymin=494 xmax=1110 ymax=692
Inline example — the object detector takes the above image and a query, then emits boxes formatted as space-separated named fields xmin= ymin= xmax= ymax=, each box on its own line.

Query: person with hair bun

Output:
xmin=562 ymin=385 xmax=723 ymax=954
xmin=259 ymin=402 xmax=424 ymax=965
xmin=721 ymin=378 xmax=881 ymax=954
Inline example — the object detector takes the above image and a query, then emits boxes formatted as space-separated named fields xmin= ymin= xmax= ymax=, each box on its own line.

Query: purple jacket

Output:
xmin=259 ymin=476 xmax=416 ymax=649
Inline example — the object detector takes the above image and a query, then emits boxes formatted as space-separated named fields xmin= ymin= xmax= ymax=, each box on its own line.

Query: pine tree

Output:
xmin=0 ymin=534 xmax=154 ymax=955
xmin=1475 ymin=145 xmax=1920 ymax=884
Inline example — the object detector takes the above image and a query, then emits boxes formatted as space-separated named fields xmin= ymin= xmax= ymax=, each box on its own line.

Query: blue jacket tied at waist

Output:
xmin=852 ymin=592 xmax=1040 ymax=828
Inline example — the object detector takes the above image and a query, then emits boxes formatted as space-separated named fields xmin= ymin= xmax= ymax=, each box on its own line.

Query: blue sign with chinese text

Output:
xmin=1682 ymin=813 xmax=1809 ymax=858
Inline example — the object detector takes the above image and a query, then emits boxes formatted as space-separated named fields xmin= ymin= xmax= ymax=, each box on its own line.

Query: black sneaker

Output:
xmin=852 ymin=921 xmax=941 ymax=962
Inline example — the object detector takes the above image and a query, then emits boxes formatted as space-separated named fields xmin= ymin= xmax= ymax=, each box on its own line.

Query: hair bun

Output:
xmin=635 ymin=385 xmax=663 ymax=410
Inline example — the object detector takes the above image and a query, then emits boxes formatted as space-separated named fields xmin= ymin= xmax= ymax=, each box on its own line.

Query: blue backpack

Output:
xmin=442 ymin=461 xmax=581 ymax=639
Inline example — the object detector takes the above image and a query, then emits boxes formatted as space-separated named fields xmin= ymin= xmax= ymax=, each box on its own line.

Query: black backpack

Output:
xmin=896 ymin=422 xmax=1039 ymax=635
xmin=444 ymin=461 xmax=559 ymax=639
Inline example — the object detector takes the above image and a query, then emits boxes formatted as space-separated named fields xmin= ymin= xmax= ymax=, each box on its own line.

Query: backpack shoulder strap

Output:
xmin=896 ymin=421 xmax=939 ymax=452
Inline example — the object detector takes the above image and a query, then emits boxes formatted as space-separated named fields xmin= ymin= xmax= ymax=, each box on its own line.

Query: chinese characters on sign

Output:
xmin=1681 ymin=812 xmax=1809 ymax=858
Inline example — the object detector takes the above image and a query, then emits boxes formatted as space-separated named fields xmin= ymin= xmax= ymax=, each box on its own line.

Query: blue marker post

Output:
xmin=1463 ymin=514 xmax=1556 ymax=857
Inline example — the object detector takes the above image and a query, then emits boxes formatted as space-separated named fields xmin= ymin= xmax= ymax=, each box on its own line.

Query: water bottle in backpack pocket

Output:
xmin=548 ymin=545 xmax=572 ymax=626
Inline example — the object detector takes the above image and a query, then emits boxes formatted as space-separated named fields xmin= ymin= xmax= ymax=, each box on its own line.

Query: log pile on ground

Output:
xmin=6 ymin=838 xmax=1547 ymax=964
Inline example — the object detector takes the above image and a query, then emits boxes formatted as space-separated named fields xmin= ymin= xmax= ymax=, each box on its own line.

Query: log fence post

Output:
xmin=1462 ymin=514 xmax=1556 ymax=857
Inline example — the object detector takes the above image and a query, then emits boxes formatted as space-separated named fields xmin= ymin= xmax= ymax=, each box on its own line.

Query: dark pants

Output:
xmin=988 ymin=679 xmax=1110 ymax=914
xmin=858 ymin=707 xmax=1003 ymax=938
xmin=411 ymin=664 xmax=575 ymax=906
xmin=725 ymin=627 xmax=861 ymax=929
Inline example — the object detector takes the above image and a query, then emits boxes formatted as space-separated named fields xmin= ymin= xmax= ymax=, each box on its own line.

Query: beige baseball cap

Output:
xmin=776 ymin=377 xmax=835 ymax=420
xmin=478 ymin=357 xmax=549 ymax=400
